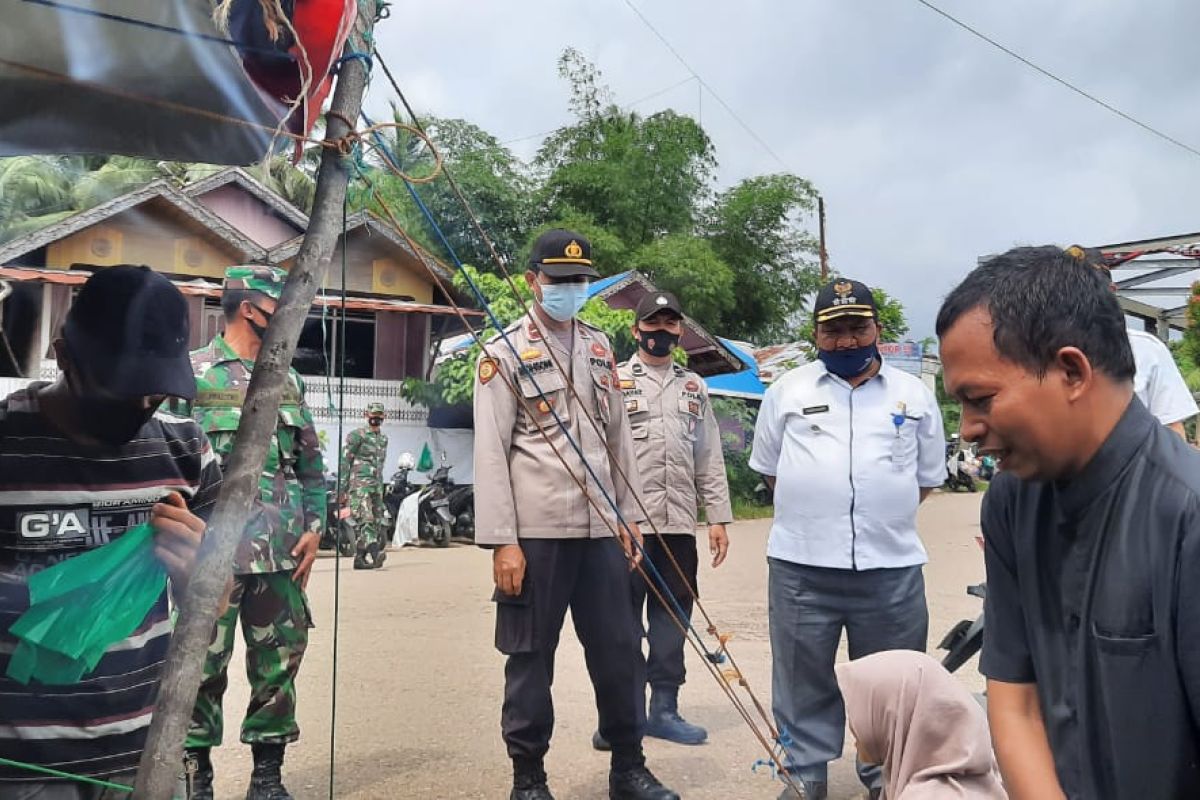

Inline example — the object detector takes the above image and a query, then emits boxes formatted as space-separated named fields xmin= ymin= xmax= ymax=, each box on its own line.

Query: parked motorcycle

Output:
xmin=938 ymin=536 xmax=986 ymax=672
xmin=417 ymin=465 xmax=455 ymax=547
xmin=385 ymin=464 xmax=419 ymax=521
xmin=944 ymin=449 xmax=978 ymax=493
xmin=320 ymin=475 xmax=357 ymax=557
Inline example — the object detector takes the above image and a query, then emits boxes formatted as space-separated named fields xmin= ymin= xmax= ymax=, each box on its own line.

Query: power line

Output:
xmin=618 ymin=0 xmax=793 ymax=173
xmin=498 ymin=74 xmax=698 ymax=146
xmin=912 ymin=0 xmax=1200 ymax=161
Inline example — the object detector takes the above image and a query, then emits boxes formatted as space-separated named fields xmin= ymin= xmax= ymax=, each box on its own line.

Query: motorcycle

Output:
xmin=385 ymin=464 xmax=419 ymax=521
xmin=938 ymin=536 xmax=986 ymax=672
xmin=417 ymin=465 xmax=455 ymax=547
xmin=944 ymin=450 xmax=978 ymax=493
xmin=320 ymin=476 xmax=357 ymax=557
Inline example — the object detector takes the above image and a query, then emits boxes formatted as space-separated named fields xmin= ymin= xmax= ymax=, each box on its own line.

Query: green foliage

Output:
xmin=399 ymin=266 xmax=636 ymax=408
xmin=536 ymin=50 xmax=716 ymax=251
xmin=710 ymin=397 xmax=766 ymax=509
xmin=706 ymin=174 xmax=821 ymax=341
xmin=362 ymin=110 xmax=534 ymax=270
xmin=629 ymin=235 xmax=735 ymax=328
xmin=935 ymin=370 xmax=961 ymax=437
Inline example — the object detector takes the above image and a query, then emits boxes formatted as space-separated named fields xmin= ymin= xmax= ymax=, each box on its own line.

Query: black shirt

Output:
xmin=981 ymin=399 xmax=1200 ymax=799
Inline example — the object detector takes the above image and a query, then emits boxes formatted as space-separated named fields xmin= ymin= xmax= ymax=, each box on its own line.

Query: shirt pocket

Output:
xmin=517 ymin=368 xmax=569 ymax=433
xmin=629 ymin=408 xmax=650 ymax=440
xmin=677 ymin=396 xmax=701 ymax=440
xmin=890 ymin=416 xmax=920 ymax=471
xmin=275 ymin=405 xmax=306 ymax=476
xmin=590 ymin=367 xmax=613 ymax=426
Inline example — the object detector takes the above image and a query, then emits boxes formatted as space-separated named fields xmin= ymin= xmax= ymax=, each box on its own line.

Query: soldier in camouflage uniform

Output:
xmin=182 ymin=267 xmax=326 ymax=800
xmin=340 ymin=401 xmax=389 ymax=570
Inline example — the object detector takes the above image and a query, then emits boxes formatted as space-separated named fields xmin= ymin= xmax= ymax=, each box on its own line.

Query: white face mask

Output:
xmin=538 ymin=282 xmax=590 ymax=322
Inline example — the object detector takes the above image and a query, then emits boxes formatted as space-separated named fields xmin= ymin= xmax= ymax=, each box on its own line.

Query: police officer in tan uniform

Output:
xmin=473 ymin=229 xmax=679 ymax=800
xmin=592 ymin=291 xmax=732 ymax=751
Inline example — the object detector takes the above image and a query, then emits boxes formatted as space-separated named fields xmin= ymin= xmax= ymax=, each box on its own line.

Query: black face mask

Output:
xmin=67 ymin=373 xmax=157 ymax=446
xmin=248 ymin=304 xmax=274 ymax=341
xmin=637 ymin=329 xmax=680 ymax=358
xmin=368 ymin=416 xmax=384 ymax=427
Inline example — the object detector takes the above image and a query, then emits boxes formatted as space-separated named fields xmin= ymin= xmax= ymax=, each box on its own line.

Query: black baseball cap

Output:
xmin=814 ymin=278 xmax=877 ymax=324
xmin=62 ymin=266 xmax=196 ymax=400
xmin=635 ymin=291 xmax=683 ymax=321
xmin=529 ymin=229 xmax=599 ymax=279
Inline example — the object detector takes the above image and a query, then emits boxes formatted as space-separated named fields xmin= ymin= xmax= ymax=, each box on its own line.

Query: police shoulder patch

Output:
xmin=478 ymin=357 xmax=498 ymax=385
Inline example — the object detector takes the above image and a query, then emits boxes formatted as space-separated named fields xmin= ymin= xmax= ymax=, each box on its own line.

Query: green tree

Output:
xmin=705 ymin=174 xmax=821 ymax=340
xmin=628 ymin=234 xmax=735 ymax=326
xmin=536 ymin=49 xmax=716 ymax=250
xmin=871 ymin=288 xmax=910 ymax=343
xmin=363 ymin=111 xmax=534 ymax=270
xmin=935 ymin=371 xmax=961 ymax=437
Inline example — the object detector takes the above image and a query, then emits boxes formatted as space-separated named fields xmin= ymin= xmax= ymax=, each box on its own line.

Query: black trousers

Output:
xmin=495 ymin=538 xmax=641 ymax=760
xmin=631 ymin=533 xmax=698 ymax=697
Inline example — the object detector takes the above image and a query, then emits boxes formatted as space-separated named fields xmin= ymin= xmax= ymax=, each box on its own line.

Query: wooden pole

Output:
xmin=818 ymin=195 xmax=829 ymax=280
xmin=133 ymin=7 xmax=375 ymax=796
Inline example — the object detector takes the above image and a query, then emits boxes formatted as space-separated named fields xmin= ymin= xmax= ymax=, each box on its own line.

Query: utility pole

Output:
xmin=818 ymin=195 xmax=829 ymax=280
xmin=134 ymin=5 xmax=376 ymax=795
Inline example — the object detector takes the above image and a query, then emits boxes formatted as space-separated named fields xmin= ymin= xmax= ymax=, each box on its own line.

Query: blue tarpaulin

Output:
xmin=704 ymin=338 xmax=766 ymax=400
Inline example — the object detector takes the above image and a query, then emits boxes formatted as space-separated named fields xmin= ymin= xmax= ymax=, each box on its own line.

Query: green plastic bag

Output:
xmin=6 ymin=522 xmax=166 ymax=685
xmin=416 ymin=443 xmax=434 ymax=472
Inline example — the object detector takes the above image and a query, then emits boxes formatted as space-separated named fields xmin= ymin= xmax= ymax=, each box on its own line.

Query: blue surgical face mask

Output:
xmin=538 ymin=282 xmax=590 ymax=322
xmin=818 ymin=342 xmax=879 ymax=379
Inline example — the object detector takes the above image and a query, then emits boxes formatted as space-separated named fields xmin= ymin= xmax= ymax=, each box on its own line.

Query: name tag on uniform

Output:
xmin=802 ymin=405 xmax=829 ymax=415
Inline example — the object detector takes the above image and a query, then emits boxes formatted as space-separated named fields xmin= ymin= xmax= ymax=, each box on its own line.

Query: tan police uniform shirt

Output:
xmin=473 ymin=313 xmax=644 ymax=546
xmin=619 ymin=353 xmax=733 ymax=535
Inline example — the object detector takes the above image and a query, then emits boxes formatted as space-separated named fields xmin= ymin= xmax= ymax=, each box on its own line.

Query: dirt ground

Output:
xmin=208 ymin=491 xmax=986 ymax=800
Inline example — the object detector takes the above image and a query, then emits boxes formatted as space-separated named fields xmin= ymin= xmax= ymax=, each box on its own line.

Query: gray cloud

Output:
xmin=370 ymin=0 xmax=1200 ymax=339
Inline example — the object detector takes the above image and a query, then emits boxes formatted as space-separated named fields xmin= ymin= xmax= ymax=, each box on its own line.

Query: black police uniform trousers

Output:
xmin=631 ymin=533 xmax=698 ymax=703
xmin=494 ymin=537 xmax=641 ymax=761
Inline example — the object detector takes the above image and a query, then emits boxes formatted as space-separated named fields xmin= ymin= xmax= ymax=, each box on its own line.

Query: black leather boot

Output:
xmin=353 ymin=548 xmax=371 ymax=570
xmin=370 ymin=541 xmax=387 ymax=568
xmin=510 ymin=756 xmax=554 ymax=800
xmin=184 ymin=747 xmax=213 ymax=800
xmin=245 ymin=743 xmax=292 ymax=800
xmin=609 ymin=749 xmax=679 ymax=800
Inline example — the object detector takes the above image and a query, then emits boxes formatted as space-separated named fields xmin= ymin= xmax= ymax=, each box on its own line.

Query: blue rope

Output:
xmin=357 ymin=111 xmax=716 ymax=658
xmin=331 ymin=51 xmax=373 ymax=75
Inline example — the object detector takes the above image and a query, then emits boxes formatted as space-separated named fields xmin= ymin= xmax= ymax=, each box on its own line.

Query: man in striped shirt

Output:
xmin=0 ymin=266 xmax=221 ymax=798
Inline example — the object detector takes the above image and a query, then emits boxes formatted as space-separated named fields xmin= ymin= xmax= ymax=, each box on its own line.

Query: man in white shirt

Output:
xmin=1069 ymin=245 xmax=1197 ymax=437
xmin=750 ymin=279 xmax=947 ymax=800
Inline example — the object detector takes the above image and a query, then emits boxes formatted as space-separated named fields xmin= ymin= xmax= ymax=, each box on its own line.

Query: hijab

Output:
xmin=836 ymin=650 xmax=1007 ymax=800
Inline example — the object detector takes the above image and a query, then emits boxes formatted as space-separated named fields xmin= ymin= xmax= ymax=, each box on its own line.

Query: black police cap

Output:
xmin=635 ymin=291 xmax=684 ymax=321
xmin=529 ymin=229 xmax=599 ymax=279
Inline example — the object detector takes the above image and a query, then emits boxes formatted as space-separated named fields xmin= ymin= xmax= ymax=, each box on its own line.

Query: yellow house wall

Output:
xmin=278 ymin=246 xmax=434 ymax=303
xmin=43 ymin=213 xmax=436 ymax=303
xmin=45 ymin=216 xmax=238 ymax=279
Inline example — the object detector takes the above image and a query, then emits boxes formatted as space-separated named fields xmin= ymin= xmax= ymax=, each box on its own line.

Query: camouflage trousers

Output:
xmin=349 ymin=486 xmax=386 ymax=551
xmin=186 ymin=571 xmax=313 ymax=748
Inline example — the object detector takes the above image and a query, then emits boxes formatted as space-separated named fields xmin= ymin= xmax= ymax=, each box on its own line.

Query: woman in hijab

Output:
xmin=835 ymin=650 xmax=1007 ymax=799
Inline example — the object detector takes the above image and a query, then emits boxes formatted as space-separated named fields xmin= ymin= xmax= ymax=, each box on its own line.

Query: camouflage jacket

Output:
xmin=183 ymin=334 xmax=326 ymax=575
xmin=340 ymin=427 xmax=388 ymax=495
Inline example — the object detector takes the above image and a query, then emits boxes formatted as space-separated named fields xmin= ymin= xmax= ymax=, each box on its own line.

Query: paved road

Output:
xmin=208 ymin=491 xmax=986 ymax=799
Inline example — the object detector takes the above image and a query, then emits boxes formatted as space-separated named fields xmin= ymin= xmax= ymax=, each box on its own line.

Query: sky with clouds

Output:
xmin=366 ymin=0 xmax=1200 ymax=340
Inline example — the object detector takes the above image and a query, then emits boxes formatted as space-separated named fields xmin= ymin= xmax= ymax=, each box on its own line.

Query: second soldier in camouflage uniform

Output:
xmin=340 ymin=401 xmax=389 ymax=569
xmin=183 ymin=267 xmax=326 ymax=800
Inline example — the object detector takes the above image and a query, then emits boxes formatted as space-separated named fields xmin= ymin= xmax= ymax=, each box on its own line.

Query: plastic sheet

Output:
xmin=6 ymin=522 xmax=166 ymax=685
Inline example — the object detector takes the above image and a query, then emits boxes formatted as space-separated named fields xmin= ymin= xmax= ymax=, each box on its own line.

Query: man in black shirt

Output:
xmin=936 ymin=245 xmax=1200 ymax=800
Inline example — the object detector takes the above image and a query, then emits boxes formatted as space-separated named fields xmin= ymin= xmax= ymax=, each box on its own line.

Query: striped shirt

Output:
xmin=0 ymin=384 xmax=221 ymax=783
